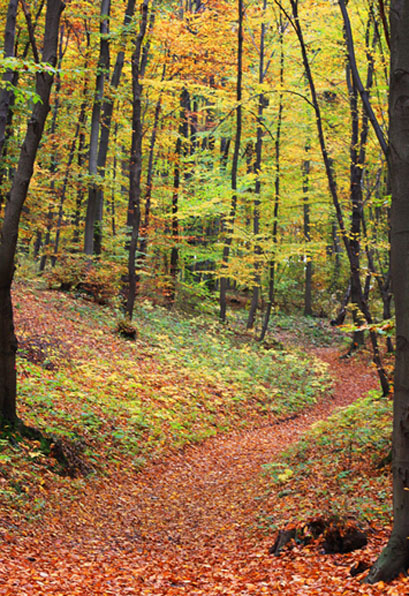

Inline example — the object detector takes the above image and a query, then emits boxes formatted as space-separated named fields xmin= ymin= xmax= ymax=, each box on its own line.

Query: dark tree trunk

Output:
xmin=219 ymin=0 xmax=243 ymax=322
xmin=93 ymin=0 xmax=137 ymax=255
xmin=0 ymin=0 xmax=18 ymax=163
xmin=339 ymin=0 xmax=387 ymax=157
xmin=168 ymin=88 xmax=190 ymax=304
xmin=169 ymin=136 xmax=182 ymax=304
xmin=302 ymin=151 xmax=312 ymax=317
xmin=0 ymin=0 xmax=64 ymax=424
xmin=220 ymin=138 xmax=230 ymax=172
xmin=52 ymin=104 xmax=85 ymax=264
xmin=283 ymin=0 xmax=389 ymax=395
xmin=260 ymin=20 xmax=284 ymax=341
xmin=0 ymin=287 xmax=17 ymax=423
xmin=72 ymin=113 xmax=88 ymax=246
xmin=366 ymin=1 xmax=409 ymax=583
xmin=139 ymin=80 xmax=164 ymax=261
xmin=84 ymin=0 xmax=111 ymax=256
xmin=247 ymin=0 xmax=267 ymax=330
xmin=343 ymin=13 xmax=376 ymax=353
xmin=0 ymin=0 xmax=46 ymax=211
xmin=39 ymin=23 xmax=67 ymax=272
xmin=346 ymin=59 xmax=366 ymax=351
xmin=109 ymin=123 xmax=119 ymax=238
xmin=126 ymin=0 xmax=149 ymax=319
xmin=71 ymin=31 xmax=90 ymax=247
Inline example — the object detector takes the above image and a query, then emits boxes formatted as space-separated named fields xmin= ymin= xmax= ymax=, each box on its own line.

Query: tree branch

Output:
xmin=338 ymin=0 xmax=388 ymax=157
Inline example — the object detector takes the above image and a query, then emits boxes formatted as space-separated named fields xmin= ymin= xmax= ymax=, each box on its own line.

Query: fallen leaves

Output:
xmin=0 ymin=284 xmax=405 ymax=594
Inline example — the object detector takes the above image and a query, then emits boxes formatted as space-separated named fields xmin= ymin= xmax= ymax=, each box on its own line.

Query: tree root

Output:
xmin=365 ymin=535 xmax=409 ymax=584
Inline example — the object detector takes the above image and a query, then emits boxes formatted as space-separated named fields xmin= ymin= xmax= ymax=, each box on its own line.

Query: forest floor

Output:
xmin=0 ymin=282 xmax=405 ymax=594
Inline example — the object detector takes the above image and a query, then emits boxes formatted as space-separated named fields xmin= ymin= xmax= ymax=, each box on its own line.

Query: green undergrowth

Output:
xmin=132 ymin=302 xmax=333 ymax=413
xmin=1 ymin=284 xmax=333 ymax=516
xmin=261 ymin=390 xmax=392 ymax=533
xmin=265 ymin=313 xmax=345 ymax=347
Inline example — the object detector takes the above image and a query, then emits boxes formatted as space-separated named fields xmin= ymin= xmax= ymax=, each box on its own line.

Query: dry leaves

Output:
xmin=0 ymin=286 xmax=405 ymax=594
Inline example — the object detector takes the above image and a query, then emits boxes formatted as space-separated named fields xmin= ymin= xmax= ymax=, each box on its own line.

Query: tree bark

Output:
xmin=247 ymin=0 xmax=267 ymax=330
xmin=0 ymin=0 xmax=46 ymax=211
xmin=93 ymin=0 xmax=137 ymax=255
xmin=39 ymin=23 xmax=67 ymax=272
xmin=260 ymin=20 xmax=284 ymax=341
xmin=126 ymin=0 xmax=149 ymax=319
xmin=138 ymin=80 xmax=164 ymax=261
xmin=0 ymin=0 xmax=18 ymax=162
xmin=219 ymin=0 xmax=243 ymax=322
xmin=84 ymin=0 xmax=111 ymax=256
xmin=366 ymin=1 xmax=409 ymax=583
xmin=0 ymin=0 xmax=64 ymax=424
xmin=52 ymin=99 xmax=86 ymax=264
xmin=278 ymin=0 xmax=389 ymax=394
xmin=302 ymin=150 xmax=312 ymax=316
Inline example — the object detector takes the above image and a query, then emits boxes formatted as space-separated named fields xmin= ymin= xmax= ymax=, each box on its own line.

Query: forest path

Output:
xmin=0 ymin=348 xmax=393 ymax=595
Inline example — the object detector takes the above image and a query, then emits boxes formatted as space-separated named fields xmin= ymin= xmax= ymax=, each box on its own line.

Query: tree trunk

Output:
xmin=93 ymin=0 xmax=137 ymax=255
xmin=219 ymin=0 xmax=243 ymax=322
xmin=39 ymin=23 xmax=66 ymax=272
xmin=139 ymin=81 xmax=164 ymax=261
xmin=84 ymin=0 xmax=111 ymax=256
xmin=168 ymin=88 xmax=190 ymax=304
xmin=126 ymin=0 xmax=149 ymax=319
xmin=169 ymin=136 xmax=181 ymax=304
xmin=302 ymin=151 xmax=312 ymax=317
xmin=0 ymin=0 xmax=18 ymax=162
xmin=52 ymin=108 xmax=84 ymax=264
xmin=260 ymin=19 xmax=284 ymax=341
xmin=366 ymin=1 xmax=409 ymax=583
xmin=0 ymin=0 xmax=46 ymax=211
xmin=285 ymin=0 xmax=389 ymax=395
xmin=247 ymin=0 xmax=267 ymax=330
xmin=0 ymin=287 xmax=17 ymax=424
xmin=0 ymin=0 xmax=64 ymax=424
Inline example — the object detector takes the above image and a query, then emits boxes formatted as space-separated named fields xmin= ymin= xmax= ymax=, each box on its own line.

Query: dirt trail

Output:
xmin=0 ymin=348 xmax=397 ymax=595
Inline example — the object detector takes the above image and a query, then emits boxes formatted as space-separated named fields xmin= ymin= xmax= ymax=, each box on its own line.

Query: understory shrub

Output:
xmin=44 ymin=253 xmax=125 ymax=304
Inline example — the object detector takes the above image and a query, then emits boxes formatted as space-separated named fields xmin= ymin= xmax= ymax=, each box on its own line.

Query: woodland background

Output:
xmin=0 ymin=0 xmax=403 ymax=593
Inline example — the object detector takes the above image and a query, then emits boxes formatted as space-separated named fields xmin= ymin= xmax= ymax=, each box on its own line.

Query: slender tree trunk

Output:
xmin=247 ymin=0 xmax=267 ymax=330
xmin=366 ymin=2 xmax=409 ymax=583
xmin=283 ymin=0 xmax=389 ymax=394
xmin=52 ymin=110 xmax=84 ymax=264
xmin=169 ymin=135 xmax=182 ymax=304
xmin=126 ymin=0 xmax=149 ymax=319
xmin=72 ymin=115 xmax=88 ymax=246
xmin=0 ymin=0 xmax=46 ymax=211
xmin=139 ymin=79 xmax=164 ymax=260
xmin=260 ymin=21 xmax=284 ymax=341
xmin=0 ymin=0 xmax=64 ymax=424
xmin=71 ymin=31 xmax=90 ymax=247
xmin=219 ymin=0 xmax=243 ymax=322
xmin=302 ymin=148 xmax=312 ymax=316
xmin=168 ymin=88 xmax=190 ymax=304
xmin=93 ymin=0 xmax=137 ymax=255
xmin=84 ymin=0 xmax=111 ymax=256
xmin=346 ymin=60 xmax=366 ymax=351
xmin=0 ymin=0 xmax=18 ymax=164
xmin=343 ymin=15 xmax=376 ymax=353
xmin=330 ymin=219 xmax=341 ymax=289
xmin=109 ymin=123 xmax=119 ymax=238
xmin=39 ymin=24 xmax=66 ymax=272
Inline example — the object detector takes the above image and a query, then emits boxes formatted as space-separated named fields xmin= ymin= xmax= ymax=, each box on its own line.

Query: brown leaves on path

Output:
xmin=0 ymin=333 xmax=403 ymax=594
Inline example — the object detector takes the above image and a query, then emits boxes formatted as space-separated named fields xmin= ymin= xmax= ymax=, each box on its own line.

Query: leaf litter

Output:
xmin=0 ymin=283 xmax=404 ymax=594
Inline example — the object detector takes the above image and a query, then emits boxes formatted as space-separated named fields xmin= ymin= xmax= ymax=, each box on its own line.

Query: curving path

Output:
xmin=1 ymin=348 xmax=401 ymax=595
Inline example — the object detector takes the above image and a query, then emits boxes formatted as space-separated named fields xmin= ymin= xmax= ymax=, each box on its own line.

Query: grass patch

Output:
xmin=261 ymin=390 xmax=392 ymax=532
xmin=1 ymin=283 xmax=334 ymax=517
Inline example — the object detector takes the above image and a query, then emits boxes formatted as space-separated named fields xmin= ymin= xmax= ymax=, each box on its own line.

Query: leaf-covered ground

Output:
xmin=0 ymin=282 xmax=404 ymax=594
